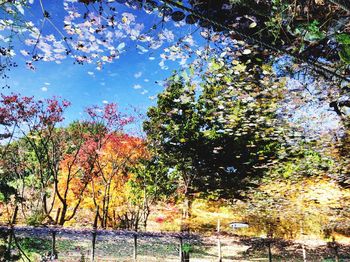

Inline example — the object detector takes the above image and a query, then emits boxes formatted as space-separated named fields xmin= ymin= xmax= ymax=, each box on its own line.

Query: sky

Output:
xmin=0 ymin=0 xmax=342 ymax=135
xmin=1 ymin=0 xmax=199 ymax=124
xmin=4 ymin=47 xmax=168 ymax=123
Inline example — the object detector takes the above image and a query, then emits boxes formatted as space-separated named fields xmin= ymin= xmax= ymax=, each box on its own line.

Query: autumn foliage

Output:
xmin=0 ymin=94 xmax=151 ymax=229
xmin=0 ymin=85 xmax=349 ymax=240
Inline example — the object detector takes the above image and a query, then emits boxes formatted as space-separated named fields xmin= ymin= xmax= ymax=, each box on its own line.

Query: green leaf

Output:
xmin=304 ymin=31 xmax=325 ymax=42
xmin=336 ymin=33 xmax=350 ymax=45
xmin=0 ymin=192 xmax=5 ymax=202
xmin=181 ymin=70 xmax=189 ymax=82
xmin=339 ymin=45 xmax=350 ymax=64
xmin=182 ymin=243 xmax=192 ymax=253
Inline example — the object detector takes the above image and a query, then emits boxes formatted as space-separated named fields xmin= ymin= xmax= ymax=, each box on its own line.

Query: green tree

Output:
xmin=125 ymin=157 xmax=177 ymax=230
xmin=144 ymin=73 xmax=200 ymax=231
xmin=144 ymin=57 xmax=287 ymax=230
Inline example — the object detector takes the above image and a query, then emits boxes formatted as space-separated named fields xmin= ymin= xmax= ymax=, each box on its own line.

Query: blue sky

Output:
xmin=0 ymin=0 xmax=339 ymax=135
xmin=3 ymin=47 xmax=168 ymax=123
xmin=1 ymin=1 xmax=198 ymax=124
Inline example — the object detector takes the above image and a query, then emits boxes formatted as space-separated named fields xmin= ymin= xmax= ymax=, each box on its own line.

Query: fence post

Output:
xmin=91 ymin=232 xmax=97 ymax=262
xmin=266 ymin=223 xmax=274 ymax=262
xmin=329 ymin=237 xmax=339 ymax=262
xmin=7 ymin=230 xmax=13 ymax=254
xmin=334 ymin=243 xmax=339 ymax=262
xmin=179 ymin=237 xmax=183 ymax=262
xmin=300 ymin=221 xmax=307 ymax=262
xmin=133 ymin=234 xmax=137 ymax=261
xmin=51 ymin=231 xmax=58 ymax=259
xmin=217 ymin=219 xmax=222 ymax=262
xmin=180 ymin=237 xmax=190 ymax=262
xmin=268 ymin=239 xmax=272 ymax=262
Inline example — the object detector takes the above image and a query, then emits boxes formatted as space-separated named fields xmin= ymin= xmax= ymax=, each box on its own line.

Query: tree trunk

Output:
xmin=104 ymin=181 xmax=112 ymax=228
xmin=181 ymin=191 xmax=192 ymax=233
xmin=101 ymin=183 xmax=109 ymax=229
xmin=142 ymin=188 xmax=150 ymax=231
xmin=58 ymin=204 xmax=67 ymax=226
xmin=10 ymin=205 xmax=18 ymax=226
xmin=42 ymin=194 xmax=54 ymax=223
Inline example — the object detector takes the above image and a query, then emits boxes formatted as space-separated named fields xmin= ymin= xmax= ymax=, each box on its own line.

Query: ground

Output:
xmin=1 ymin=226 xmax=350 ymax=261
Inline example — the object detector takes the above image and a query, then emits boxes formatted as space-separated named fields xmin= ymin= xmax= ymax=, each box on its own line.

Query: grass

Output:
xmin=1 ymin=229 xmax=350 ymax=261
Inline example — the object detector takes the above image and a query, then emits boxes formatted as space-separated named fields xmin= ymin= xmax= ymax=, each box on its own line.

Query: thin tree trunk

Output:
xmin=101 ymin=183 xmax=108 ymax=228
xmin=55 ymin=208 xmax=61 ymax=225
xmin=58 ymin=204 xmax=67 ymax=226
xmin=104 ymin=181 xmax=112 ymax=228
xmin=10 ymin=205 xmax=18 ymax=226
xmin=181 ymin=190 xmax=192 ymax=233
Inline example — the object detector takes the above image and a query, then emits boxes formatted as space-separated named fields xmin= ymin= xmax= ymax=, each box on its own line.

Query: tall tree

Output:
xmin=88 ymin=133 xmax=146 ymax=229
xmin=143 ymin=57 xmax=287 ymax=230
xmin=53 ymin=103 xmax=135 ymax=226
xmin=0 ymin=94 xmax=70 ymax=224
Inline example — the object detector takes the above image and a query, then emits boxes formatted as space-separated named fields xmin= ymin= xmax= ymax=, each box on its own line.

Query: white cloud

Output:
xmin=133 ymin=84 xmax=142 ymax=89
xmin=41 ymin=86 xmax=48 ymax=92
xmin=44 ymin=82 xmax=50 ymax=85
xmin=144 ymin=79 xmax=149 ymax=82
xmin=134 ymin=71 xmax=142 ymax=78
xmin=109 ymin=72 xmax=118 ymax=77
xmin=88 ymin=71 xmax=94 ymax=76
xmin=20 ymin=50 xmax=29 ymax=56
xmin=141 ymin=89 xmax=148 ymax=95
xmin=149 ymin=95 xmax=156 ymax=100
xmin=102 ymin=100 xmax=108 ymax=104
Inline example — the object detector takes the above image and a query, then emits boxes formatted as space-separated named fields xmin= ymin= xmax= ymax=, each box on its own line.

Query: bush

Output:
xmin=26 ymin=211 xmax=45 ymax=226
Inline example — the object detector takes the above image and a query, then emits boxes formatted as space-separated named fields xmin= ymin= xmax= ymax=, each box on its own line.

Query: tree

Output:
xmin=143 ymin=56 xmax=287 ymax=230
xmin=245 ymin=147 xmax=349 ymax=239
xmin=0 ymin=95 xmax=137 ymax=226
xmin=52 ymin=103 xmax=135 ymax=226
xmin=51 ymin=122 xmax=97 ymax=226
xmin=0 ymin=94 xmax=70 ymax=224
xmin=125 ymin=157 xmax=176 ymax=230
xmin=0 ymin=143 xmax=21 ymax=223
xmin=144 ymin=73 xmax=200 ymax=231
xmin=72 ymin=133 xmax=167 ymax=231
xmin=176 ymin=0 xmax=350 ymax=66
xmin=86 ymin=133 xmax=147 ymax=229
xmin=331 ymin=117 xmax=350 ymax=188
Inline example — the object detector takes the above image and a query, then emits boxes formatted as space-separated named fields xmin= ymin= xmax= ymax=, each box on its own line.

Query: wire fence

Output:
xmin=0 ymin=226 xmax=349 ymax=261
